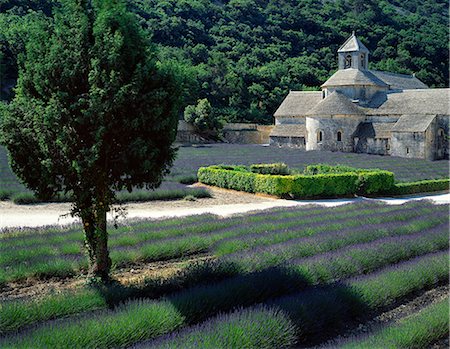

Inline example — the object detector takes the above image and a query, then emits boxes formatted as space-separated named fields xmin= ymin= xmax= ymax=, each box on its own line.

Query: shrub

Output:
xmin=303 ymin=164 xmax=360 ymax=175
xmin=198 ymin=167 xmax=256 ymax=193
xmin=254 ymin=174 xmax=294 ymax=196
xmin=11 ymin=192 xmax=44 ymax=204
xmin=0 ymin=189 xmax=14 ymax=200
xmin=251 ymin=163 xmax=290 ymax=175
xmin=342 ymin=298 xmax=449 ymax=349
xmin=147 ymin=307 xmax=297 ymax=349
xmin=175 ymin=175 xmax=198 ymax=185
xmin=209 ymin=164 xmax=249 ymax=172
xmin=199 ymin=167 xmax=359 ymax=198
xmin=199 ymin=165 xmax=401 ymax=198
xmin=292 ymin=173 xmax=359 ymax=197
xmin=388 ymin=179 xmax=450 ymax=196
xmin=357 ymin=171 xmax=395 ymax=195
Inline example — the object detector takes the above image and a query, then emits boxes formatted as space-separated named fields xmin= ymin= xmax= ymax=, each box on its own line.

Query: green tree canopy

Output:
xmin=1 ymin=0 xmax=448 ymax=123
xmin=184 ymin=98 xmax=222 ymax=138
xmin=0 ymin=0 xmax=184 ymax=281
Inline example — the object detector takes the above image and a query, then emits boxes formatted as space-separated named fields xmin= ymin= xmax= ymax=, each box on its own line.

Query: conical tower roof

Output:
xmin=338 ymin=32 xmax=369 ymax=53
xmin=306 ymin=92 xmax=365 ymax=116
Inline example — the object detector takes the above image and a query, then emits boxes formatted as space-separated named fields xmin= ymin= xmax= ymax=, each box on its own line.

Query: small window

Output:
xmin=360 ymin=54 xmax=365 ymax=69
xmin=317 ymin=131 xmax=323 ymax=143
xmin=438 ymin=128 xmax=444 ymax=137
xmin=406 ymin=147 xmax=409 ymax=154
xmin=345 ymin=54 xmax=352 ymax=69
xmin=322 ymin=90 xmax=326 ymax=99
xmin=337 ymin=131 xmax=342 ymax=142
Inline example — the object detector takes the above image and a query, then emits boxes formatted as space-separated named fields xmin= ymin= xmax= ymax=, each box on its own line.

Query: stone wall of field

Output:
xmin=176 ymin=121 xmax=206 ymax=143
xmin=222 ymin=123 xmax=274 ymax=144
xmin=176 ymin=121 xmax=273 ymax=144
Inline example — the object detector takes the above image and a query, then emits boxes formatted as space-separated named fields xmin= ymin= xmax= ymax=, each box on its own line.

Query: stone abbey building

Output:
xmin=270 ymin=33 xmax=449 ymax=160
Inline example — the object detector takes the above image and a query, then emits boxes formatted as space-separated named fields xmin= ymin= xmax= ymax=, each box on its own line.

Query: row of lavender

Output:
xmin=3 ymin=232 xmax=447 ymax=347
xmin=1 ymin=201 xmax=448 ymax=347
xmin=0 ymin=201 xmax=445 ymax=285
xmin=143 ymin=252 xmax=448 ymax=349
xmin=2 ymin=144 xmax=449 ymax=198
xmin=173 ymin=144 xmax=449 ymax=183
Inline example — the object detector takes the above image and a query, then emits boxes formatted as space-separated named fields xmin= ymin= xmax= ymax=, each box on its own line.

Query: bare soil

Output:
xmin=0 ymin=255 xmax=214 ymax=303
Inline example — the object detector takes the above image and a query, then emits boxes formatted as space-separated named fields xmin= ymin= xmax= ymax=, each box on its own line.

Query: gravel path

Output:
xmin=0 ymin=187 xmax=449 ymax=229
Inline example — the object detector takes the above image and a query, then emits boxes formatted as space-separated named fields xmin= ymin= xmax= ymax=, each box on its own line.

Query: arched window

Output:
xmin=360 ymin=54 xmax=365 ymax=69
xmin=337 ymin=131 xmax=342 ymax=142
xmin=438 ymin=128 xmax=444 ymax=137
xmin=317 ymin=131 xmax=323 ymax=143
xmin=345 ymin=55 xmax=352 ymax=69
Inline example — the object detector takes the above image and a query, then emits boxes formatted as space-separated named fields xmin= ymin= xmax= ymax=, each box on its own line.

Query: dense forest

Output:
xmin=1 ymin=0 xmax=448 ymax=124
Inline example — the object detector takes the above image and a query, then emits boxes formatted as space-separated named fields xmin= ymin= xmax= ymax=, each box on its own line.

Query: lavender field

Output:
xmin=0 ymin=200 xmax=448 ymax=348
xmin=172 ymin=144 xmax=450 ymax=182
xmin=1 ymin=144 xmax=449 ymax=199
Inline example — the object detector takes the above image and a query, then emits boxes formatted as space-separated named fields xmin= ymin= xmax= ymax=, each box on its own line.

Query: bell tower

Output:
xmin=338 ymin=32 xmax=369 ymax=70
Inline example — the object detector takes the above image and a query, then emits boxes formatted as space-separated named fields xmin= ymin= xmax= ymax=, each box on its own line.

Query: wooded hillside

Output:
xmin=1 ymin=0 xmax=448 ymax=124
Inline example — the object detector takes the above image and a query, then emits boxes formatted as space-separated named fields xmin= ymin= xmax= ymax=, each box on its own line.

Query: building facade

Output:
xmin=270 ymin=33 xmax=449 ymax=160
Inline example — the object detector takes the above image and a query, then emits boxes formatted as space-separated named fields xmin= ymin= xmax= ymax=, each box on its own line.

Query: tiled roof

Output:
xmin=273 ymin=91 xmax=323 ymax=117
xmin=355 ymin=122 xmax=393 ymax=138
xmin=392 ymin=114 xmax=436 ymax=132
xmin=366 ymin=89 xmax=450 ymax=115
xmin=306 ymin=92 xmax=364 ymax=116
xmin=371 ymin=70 xmax=428 ymax=90
xmin=322 ymin=69 xmax=389 ymax=88
xmin=338 ymin=34 xmax=369 ymax=53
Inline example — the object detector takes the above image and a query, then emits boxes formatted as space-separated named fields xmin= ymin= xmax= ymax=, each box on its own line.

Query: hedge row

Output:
xmin=198 ymin=166 xmax=395 ymax=198
xmin=388 ymin=179 xmax=450 ymax=196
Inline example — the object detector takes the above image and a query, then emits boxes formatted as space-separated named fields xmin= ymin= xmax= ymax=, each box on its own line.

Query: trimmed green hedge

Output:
xmin=199 ymin=164 xmax=449 ymax=198
xmin=304 ymin=164 xmax=395 ymax=195
xmin=198 ymin=165 xmax=393 ymax=198
xmin=198 ymin=167 xmax=256 ymax=193
xmin=388 ymin=179 xmax=450 ymax=196
xmin=250 ymin=163 xmax=290 ymax=175
xmin=357 ymin=171 xmax=395 ymax=195
xmin=304 ymin=164 xmax=364 ymax=175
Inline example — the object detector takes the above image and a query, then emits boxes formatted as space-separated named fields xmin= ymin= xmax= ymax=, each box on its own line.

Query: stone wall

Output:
xmin=391 ymin=131 xmax=426 ymax=159
xmin=435 ymin=115 xmax=449 ymax=159
xmin=305 ymin=115 xmax=364 ymax=152
xmin=270 ymin=136 xmax=306 ymax=149
xmin=176 ymin=120 xmax=206 ymax=143
xmin=354 ymin=137 xmax=390 ymax=155
xmin=222 ymin=123 xmax=274 ymax=144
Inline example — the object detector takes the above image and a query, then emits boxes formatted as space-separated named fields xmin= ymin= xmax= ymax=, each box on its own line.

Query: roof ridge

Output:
xmin=306 ymin=91 xmax=364 ymax=116
xmin=370 ymin=70 xmax=415 ymax=78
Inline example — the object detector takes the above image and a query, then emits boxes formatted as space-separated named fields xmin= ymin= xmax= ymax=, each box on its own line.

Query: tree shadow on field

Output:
xmin=88 ymin=259 xmax=244 ymax=308
xmin=128 ymin=264 xmax=373 ymax=348
xmin=88 ymin=259 xmax=440 ymax=348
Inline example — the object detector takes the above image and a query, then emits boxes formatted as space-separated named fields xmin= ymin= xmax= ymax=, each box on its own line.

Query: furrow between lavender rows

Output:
xmin=142 ymin=251 xmax=448 ymax=349
xmin=0 ymin=202 xmax=437 ymax=268
xmin=1 ymin=209 xmax=446 ymax=334
xmin=0 ymin=200 xmax=432 ymax=253
xmin=4 ymin=239 xmax=447 ymax=348
xmin=0 ymin=201 xmax=360 ymax=253
xmin=213 ymin=205 xmax=445 ymax=255
xmin=222 ymin=216 xmax=448 ymax=271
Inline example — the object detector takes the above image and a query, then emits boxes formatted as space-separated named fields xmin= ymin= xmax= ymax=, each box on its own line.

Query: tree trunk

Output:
xmin=82 ymin=207 xmax=111 ymax=282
